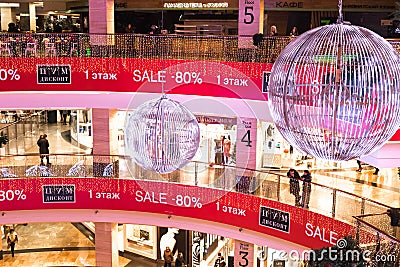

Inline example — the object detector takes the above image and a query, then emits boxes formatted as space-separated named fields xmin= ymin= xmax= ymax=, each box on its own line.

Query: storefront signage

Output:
xmin=0 ymin=178 xmax=353 ymax=249
xmin=342 ymin=4 xmax=394 ymax=9
xmin=163 ymin=2 xmax=229 ymax=8
xmin=42 ymin=184 xmax=75 ymax=203
xmin=262 ymin=71 xmax=270 ymax=93
xmin=273 ymin=260 xmax=286 ymax=267
xmin=259 ymin=206 xmax=290 ymax=233
xmin=37 ymin=65 xmax=71 ymax=84
xmin=195 ymin=115 xmax=236 ymax=125
xmin=275 ymin=2 xmax=303 ymax=8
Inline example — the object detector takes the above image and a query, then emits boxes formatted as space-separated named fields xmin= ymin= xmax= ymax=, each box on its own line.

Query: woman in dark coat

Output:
xmin=37 ymin=134 xmax=50 ymax=165
xmin=287 ymin=168 xmax=301 ymax=206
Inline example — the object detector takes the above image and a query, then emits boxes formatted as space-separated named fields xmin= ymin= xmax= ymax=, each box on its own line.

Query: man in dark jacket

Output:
xmin=37 ymin=134 xmax=50 ymax=165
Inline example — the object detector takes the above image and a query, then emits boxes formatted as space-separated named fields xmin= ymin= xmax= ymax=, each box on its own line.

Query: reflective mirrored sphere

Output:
xmin=125 ymin=95 xmax=200 ymax=173
xmin=268 ymin=23 xmax=400 ymax=161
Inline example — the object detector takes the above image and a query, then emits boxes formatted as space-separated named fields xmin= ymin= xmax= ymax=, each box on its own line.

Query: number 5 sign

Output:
xmin=238 ymin=0 xmax=264 ymax=37
xmin=234 ymin=241 xmax=254 ymax=267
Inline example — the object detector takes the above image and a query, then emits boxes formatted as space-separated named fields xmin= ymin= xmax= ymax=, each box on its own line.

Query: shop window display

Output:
xmin=70 ymin=109 xmax=93 ymax=150
xmin=261 ymin=122 xmax=282 ymax=168
xmin=196 ymin=115 xmax=237 ymax=167
xmin=260 ymin=121 xmax=342 ymax=170
xmin=126 ymin=224 xmax=157 ymax=259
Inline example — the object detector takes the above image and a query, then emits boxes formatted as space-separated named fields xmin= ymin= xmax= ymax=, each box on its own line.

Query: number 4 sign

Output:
xmin=236 ymin=118 xmax=257 ymax=169
xmin=234 ymin=241 xmax=254 ymax=267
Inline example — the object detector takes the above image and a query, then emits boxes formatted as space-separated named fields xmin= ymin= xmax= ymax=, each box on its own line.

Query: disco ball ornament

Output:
xmin=268 ymin=22 xmax=400 ymax=161
xmin=125 ymin=95 xmax=200 ymax=173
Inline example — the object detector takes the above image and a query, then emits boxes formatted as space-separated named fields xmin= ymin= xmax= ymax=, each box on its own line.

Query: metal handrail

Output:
xmin=0 ymin=153 xmax=394 ymax=220
xmin=0 ymin=152 xmax=398 ymax=260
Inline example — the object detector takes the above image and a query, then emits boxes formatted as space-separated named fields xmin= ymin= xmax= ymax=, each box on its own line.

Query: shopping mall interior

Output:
xmin=1 ymin=0 xmax=400 ymax=267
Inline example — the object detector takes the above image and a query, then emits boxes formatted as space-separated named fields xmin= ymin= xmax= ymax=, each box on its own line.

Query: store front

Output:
xmin=126 ymin=224 xmax=158 ymax=259
xmin=196 ymin=115 xmax=237 ymax=166
xmin=70 ymin=109 xmax=92 ymax=150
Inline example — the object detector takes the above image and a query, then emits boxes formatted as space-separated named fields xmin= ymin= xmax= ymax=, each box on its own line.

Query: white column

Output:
xmin=29 ymin=3 xmax=36 ymax=32
xmin=1 ymin=7 xmax=13 ymax=31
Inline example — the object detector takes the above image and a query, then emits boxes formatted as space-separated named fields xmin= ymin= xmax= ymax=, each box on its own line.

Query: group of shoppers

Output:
xmin=214 ymin=252 xmax=227 ymax=267
xmin=163 ymin=247 xmax=186 ymax=267
xmin=287 ymin=168 xmax=312 ymax=209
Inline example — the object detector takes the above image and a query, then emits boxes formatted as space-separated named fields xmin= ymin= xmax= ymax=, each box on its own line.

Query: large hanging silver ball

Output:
xmin=125 ymin=95 xmax=200 ymax=173
xmin=268 ymin=22 xmax=400 ymax=161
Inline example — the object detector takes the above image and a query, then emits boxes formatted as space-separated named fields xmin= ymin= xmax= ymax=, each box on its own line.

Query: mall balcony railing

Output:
xmin=353 ymin=214 xmax=400 ymax=265
xmin=0 ymin=152 xmax=398 ymax=263
xmin=1 ymin=32 xmax=400 ymax=62
xmin=0 ymin=153 xmax=394 ymax=228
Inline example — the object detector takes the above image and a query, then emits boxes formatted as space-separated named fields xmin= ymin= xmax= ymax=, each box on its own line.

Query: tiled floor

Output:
xmin=1 ymin=120 xmax=400 ymax=266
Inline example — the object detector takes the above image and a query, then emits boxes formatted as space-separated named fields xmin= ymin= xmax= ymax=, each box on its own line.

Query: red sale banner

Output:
xmin=0 ymin=178 xmax=354 ymax=249
xmin=0 ymin=58 xmax=271 ymax=101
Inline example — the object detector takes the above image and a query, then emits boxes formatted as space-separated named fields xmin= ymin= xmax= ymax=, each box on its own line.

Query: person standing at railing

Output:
xmin=37 ymin=134 xmax=50 ymax=166
xmin=269 ymin=25 xmax=278 ymax=36
xmin=7 ymin=22 xmax=20 ymax=57
xmin=356 ymin=160 xmax=363 ymax=172
xmin=287 ymin=168 xmax=301 ymax=206
xmin=149 ymin=25 xmax=160 ymax=35
xmin=7 ymin=22 xmax=20 ymax=33
xmin=269 ymin=25 xmax=278 ymax=51
xmin=61 ymin=110 xmax=68 ymax=125
xmin=125 ymin=23 xmax=135 ymax=33
xmin=301 ymin=170 xmax=312 ymax=209
xmin=289 ymin=26 xmax=299 ymax=37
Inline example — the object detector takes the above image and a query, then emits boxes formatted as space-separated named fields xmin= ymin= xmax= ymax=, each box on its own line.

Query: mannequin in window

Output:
xmin=214 ymin=136 xmax=224 ymax=165
xmin=223 ymin=137 xmax=231 ymax=164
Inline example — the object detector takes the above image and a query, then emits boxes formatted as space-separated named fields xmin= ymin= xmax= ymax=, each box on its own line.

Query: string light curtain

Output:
xmin=268 ymin=2 xmax=400 ymax=161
